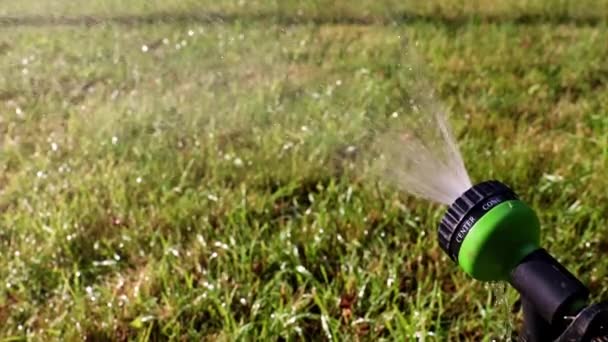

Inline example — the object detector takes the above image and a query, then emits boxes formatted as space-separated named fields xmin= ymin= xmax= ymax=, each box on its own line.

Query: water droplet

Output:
xmin=282 ymin=142 xmax=294 ymax=151
xmin=296 ymin=265 xmax=311 ymax=276
xmin=213 ymin=241 xmax=229 ymax=250
xmin=320 ymin=315 xmax=331 ymax=340
xmin=93 ymin=259 xmax=117 ymax=267
xmin=197 ymin=234 xmax=207 ymax=246
xmin=543 ymin=173 xmax=564 ymax=183
xmin=140 ymin=315 xmax=154 ymax=323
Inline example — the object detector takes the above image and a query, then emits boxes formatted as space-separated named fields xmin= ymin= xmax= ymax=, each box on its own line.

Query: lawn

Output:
xmin=1 ymin=0 xmax=608 ymax=340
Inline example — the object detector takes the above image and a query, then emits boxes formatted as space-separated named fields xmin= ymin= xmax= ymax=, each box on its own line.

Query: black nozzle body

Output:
xmin=510 ymin=249 xmax=589 ymax=328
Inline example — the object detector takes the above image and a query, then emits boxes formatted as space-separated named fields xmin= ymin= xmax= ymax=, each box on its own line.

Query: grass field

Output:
xmin=2 ymin=1 xmax=608 ymax=340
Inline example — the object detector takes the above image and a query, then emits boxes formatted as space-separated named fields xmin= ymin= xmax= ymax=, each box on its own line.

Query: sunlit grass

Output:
xmin=1 ymin=1 xmax=608 ymax=340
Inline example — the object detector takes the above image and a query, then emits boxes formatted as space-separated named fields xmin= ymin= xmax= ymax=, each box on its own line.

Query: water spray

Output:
xmin=439 ymin=180 xmax=608 ymax=341
xmin=373 ymin=42 xmax=607 ymax=340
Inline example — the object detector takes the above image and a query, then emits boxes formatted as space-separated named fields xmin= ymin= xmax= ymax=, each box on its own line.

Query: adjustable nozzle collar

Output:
xmin=438 ymin=180 xmax=518 ymax=261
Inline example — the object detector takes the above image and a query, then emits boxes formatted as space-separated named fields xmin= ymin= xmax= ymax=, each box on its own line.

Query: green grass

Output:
xmin=1 ymin=0 xmax=608 ymax=340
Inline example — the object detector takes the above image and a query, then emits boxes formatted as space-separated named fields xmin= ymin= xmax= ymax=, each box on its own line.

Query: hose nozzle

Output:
xmin=438 ymin=180 xmax=540 ymax=281
xmin=438 ymin=180 xmax=589 ymax=327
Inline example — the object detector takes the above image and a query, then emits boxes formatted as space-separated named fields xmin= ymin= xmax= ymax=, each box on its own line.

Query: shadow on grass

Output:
xmin=0 ymin=11 xmax=605 ymax=28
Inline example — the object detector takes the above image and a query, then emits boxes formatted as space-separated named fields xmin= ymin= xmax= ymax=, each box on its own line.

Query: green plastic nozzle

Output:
xmin=438 ymin=181 xmax=541 ymax=281
xmin=438 ymin=180 xmax=590 ymax=328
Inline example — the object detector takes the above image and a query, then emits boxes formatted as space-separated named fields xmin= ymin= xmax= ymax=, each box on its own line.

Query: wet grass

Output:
xmin=1 ymin=0 xmax=608 ymax=340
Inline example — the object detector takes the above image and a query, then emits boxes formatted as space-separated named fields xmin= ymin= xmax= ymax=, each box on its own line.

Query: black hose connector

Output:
xmin=510 ymin=249 xmax=589 ymax=328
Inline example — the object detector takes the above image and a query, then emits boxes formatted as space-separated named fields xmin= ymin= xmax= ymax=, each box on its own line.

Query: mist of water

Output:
xmin=371 ymin=44 xmax=471 ymax=205
xmin=369 ymin=43 xmax=516 ymax=338
xmin=488 ymin=282 xmax=515 ymax=340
